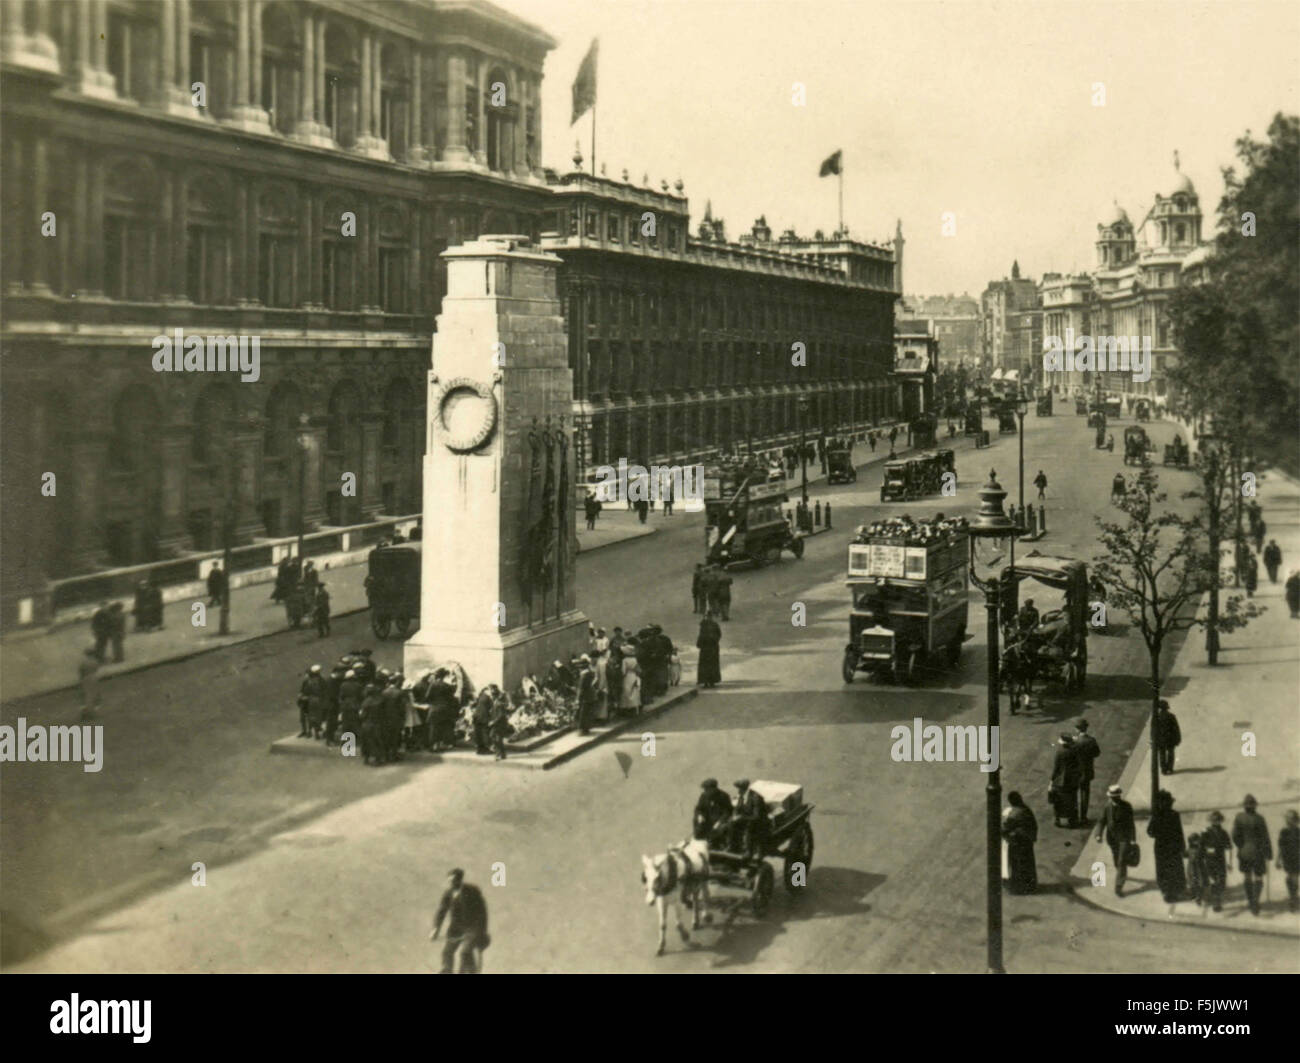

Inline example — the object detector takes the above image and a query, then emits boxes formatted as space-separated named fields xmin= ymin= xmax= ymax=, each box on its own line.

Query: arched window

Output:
xmin=484 ymin=66 xmax=516 ymax=173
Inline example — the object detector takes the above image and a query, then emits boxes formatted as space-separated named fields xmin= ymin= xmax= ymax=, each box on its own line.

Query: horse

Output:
xmin=641 ymin=838 xmax=712 ymax=956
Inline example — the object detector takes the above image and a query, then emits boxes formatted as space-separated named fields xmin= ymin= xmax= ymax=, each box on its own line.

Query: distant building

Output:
xmin=899 ymin=293 xmax=980 ymax=366
xmin=893 ymin=318 xmax=938 ymax=418
xmin=981 ymin=261 xmax=1042 ymax=384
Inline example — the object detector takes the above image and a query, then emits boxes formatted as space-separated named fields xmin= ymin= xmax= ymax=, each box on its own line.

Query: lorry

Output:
xmin=842 ymin=518 xmax=970 ymax=684
xmin=703 ymin=461 xmax=803 ymax=566
xmin=365 ymin=543 xmax=421 ymax=638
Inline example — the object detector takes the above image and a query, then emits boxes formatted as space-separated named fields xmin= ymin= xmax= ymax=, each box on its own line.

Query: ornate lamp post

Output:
xmin=967 ymin=471 xmax=1019 ymax=975
xmin=797 ymin=393 xmax=810 ymax=507
xmin=1015 ymin=389 xmax=1030 ymax=515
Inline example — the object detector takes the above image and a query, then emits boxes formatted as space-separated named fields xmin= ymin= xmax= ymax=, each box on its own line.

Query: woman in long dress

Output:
xmin=1147 ymin=789 xmax=1187 ymax=902
xmin=621 ymin=644 xmax=642 ymax=716
xmin=696 ymin=611 xmax=722 ymax=688
xmin=591 ymin=628 xmax=610 ymax=721
xmin=1001 ymin=791 xmax=1038 ymax=894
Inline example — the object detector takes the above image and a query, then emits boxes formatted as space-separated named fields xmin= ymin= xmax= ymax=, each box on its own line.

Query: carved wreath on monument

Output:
xmin=432 ymin=376 xmax=498 ymax=452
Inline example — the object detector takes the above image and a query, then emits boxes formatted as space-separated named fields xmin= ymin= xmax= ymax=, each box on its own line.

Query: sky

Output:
xmin=499 ymin=0 xmax=1300 ymax=295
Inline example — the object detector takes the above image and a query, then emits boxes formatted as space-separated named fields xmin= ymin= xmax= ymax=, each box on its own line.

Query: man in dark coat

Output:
xmin=299 ymin=665 xmax=327 ymax=738
xmin=422 ymin=669 xmax=460 ymax=751
xmin=1154 ymin=699 xmax=1181 ymax=775
xmin=1286 ymin=570 xmax=1300 ymax=619
xmin=715 ymin=569 xmax=732 ymax=621
xmin=1200 ymin=810 xmax=1233 ymax=912
xmin=1072 ymin=718 xmax=1101 ymax=823
xmin=313 ymin=583 xmax=331 ymax=637
xmin=431 ymin=868 xmax=489 ymax=974
xmin=692 ymin=563 xmax=706 ymax=614
xmin=359 ymin=683 xmax=385 ymax=764
xmin=696 ymin=611 xmax=722 ymax=688
xmin=207 ymin=563 xmax=226 ymax=607
xmin=575 ymin=656 xmax=598 ymax=736
xmin=1095 ymin=784 xmax=1136 ymax=895
xmin=1263 ymin=539 xmax=1283 ymax=583
xmin=323 ymin=664 xmax=346 ymax=745
xmin=337 ymin=669 xmax=363 ymax=750
xmin=472 ymin=689 xmax=493 ymax=755
xmin=1232 ymin=793 xmax=1272 ymax=915
xmin=1279 ymin=809 xmax=1300 ymax=913
xmin=108 ymin=602 xmax=127 ymax=663
xmin=1242 ymin=550 xmax=1258 ymax=598
xmin=1049 ymin=734 xmax=1080 ymax=828
xmin=732 ymin=779 xmax=770 ymax=859
xmin=352 ymin=648 xmax=377 ymax=684
xmin=584 ymin=492 xmax=600 ymax=531
xmin=693 ymin=778 xmax=733 ymax=846
xmin=489 ymin=689 xmax=512 ymax=760
xmin=1252 ymin=517 xmax=1265 ymax=555
xmin=91 ymin=603 xmax=112 ymax=662
xmin=383 ymin=675 xmax=408 ymax=761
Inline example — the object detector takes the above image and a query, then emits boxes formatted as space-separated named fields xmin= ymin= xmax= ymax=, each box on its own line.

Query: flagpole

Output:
xmin=838 ymin=158 xmax=844 ymax=237
xmin=592 ymin=100 xmax=597 ymax=176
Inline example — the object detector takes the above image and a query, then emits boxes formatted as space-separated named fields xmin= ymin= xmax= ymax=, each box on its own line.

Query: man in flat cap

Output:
xmin=1095 ymin=785 xmax=1136 ymax=895
xmin=431 ymin=868 xmax=489 ymax=974
xmin=693 ymin=778 xmax=733 ymax=846
xmin=1232 ymin=794 xmax=1272 ymax=916
xmin=1200 ymin=811 xmax=1233 ymax=912
xmin=731 ymin=779 xmax=769 ymax=859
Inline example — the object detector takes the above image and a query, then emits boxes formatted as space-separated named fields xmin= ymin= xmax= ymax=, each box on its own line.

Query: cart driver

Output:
xmin=731 ymin=779 xmax=770 ymax=859
xmin=1017 ymin=598 xmax=1040 ymax=634
xmin=693 ymin=778 xmax=733 ymax=846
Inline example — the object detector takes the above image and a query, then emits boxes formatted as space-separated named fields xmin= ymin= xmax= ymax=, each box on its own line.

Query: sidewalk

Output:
xmin=0 ymin=516 xmax=654 ymax=705
xmin=1069 ymin=466 xmax=1300 ymax=936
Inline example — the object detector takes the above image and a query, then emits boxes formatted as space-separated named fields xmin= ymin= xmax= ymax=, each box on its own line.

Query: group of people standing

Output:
xmin=272 ymin=556 xmax=331 ymax=636
xmin=583 ymin=623 xmax=678 ymax=727
xmin=1001 ymin=705 xmax=1299 ymax=916
xmin=691 ymin=563 xmax=733 ymax=620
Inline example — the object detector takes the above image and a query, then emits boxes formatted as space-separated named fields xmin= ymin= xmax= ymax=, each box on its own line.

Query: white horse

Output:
xmin=641 ymin=838 xmax=712 ymax=956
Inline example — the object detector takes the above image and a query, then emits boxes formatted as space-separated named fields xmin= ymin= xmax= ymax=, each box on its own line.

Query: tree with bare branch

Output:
xmin=1092 ymin=461 xmax=1260 ymax=809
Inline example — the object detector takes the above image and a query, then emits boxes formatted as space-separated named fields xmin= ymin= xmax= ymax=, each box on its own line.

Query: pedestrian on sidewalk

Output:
xmin=490 ymin=688 xmax=513 ymax=758
xmin=715 ymin=569 xmax=732 ymax=621
xmin=584 ymin=491 xmax=600 ymax=531
xmin=575 ymin=655 xmax=598 ymax=736
xmin=1252 ymin=517 xmax=1266 ymax=555
xmin=1095 ymin=785 xmax=1137 ymax=896
xmin=1072 ymin=719 xmax=1100 ymax=824
xmin=1242 ymin=550 xmax=1258 ymax=599
xmin=1001 ymin=791 xmax=1038 ymax=895
xmin=1185 ymin=831 xmax=1207 ymax=907
xmin=1262 ymin=539 xmax=1282 ymax=583
xmin=621 ymin=644 xmax=642 ymax=714
xmin=472 ymin=689 xmax=493 ymax=755
xmin=90 ymin=602 xmax=112 ymax=662
xmin=692 ymin=563 xmax=706 ymax=614
xmin=636 ymin=498 xmax=649 ymax=524
xmin=663 ymin=477 xmax=674 ymax=516
xmin=207 ymin=562 xmax=227 ymax=608
xmin=1049 ymin=734 xmax=1080 ymax=828
xmin=108 ymin=602 xmax=126 ymax=663
xmin=1154 ymin=699 xmax=1181 ymax=775
xmin=1286 ymin=570 xmax=1300 ymax=618
xmin=696 ymin=610 xmax=722 ymax=689
xmin=1033 ymin=469 xmax=1048 ymax=500
xmin=1200 ymin=811 xmax=1233 ymax=912
xmin=431 ymin=868 xmax=489 ymax=974
xmin=78 ymin=647 xmax=102 ymax=720
xmin=1147 ymin=790 xmax=1187 ymax=903
xmin=1232 ymin=794 xmax=1272 ymax=916
xmin=1278 ymin=810 xmax=1300 ymax=913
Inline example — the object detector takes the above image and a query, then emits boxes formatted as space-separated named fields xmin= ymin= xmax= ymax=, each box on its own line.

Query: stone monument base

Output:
xmin=404 ymin=610 xmax=589 ymax=694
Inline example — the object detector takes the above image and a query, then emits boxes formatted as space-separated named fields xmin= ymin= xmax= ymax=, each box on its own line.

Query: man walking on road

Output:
xmin=1232 ymin=794 xmax=1272 ymax=916
xmin=1072 ymin=719 xmax=1100 ymax=824
xmin=1262 ymin=539 xmax=1282 ymax=583
xmin=1049 ymin=734 xmax=1080 ymax=828
xmin=1095 ymin=785 xmax=1136 ymax=896
xmin=207 ymin=562 xmax=227 ymax=608
xmin=1154 ymin=699 xmax=1181 ymax=775
xmin=431 ymin=868 xmax=489 ymax=974
xmin=1033 ymin=469 xmax=1048 ymax=500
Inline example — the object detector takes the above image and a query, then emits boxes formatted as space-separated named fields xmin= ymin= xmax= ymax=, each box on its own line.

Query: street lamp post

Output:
xmin=1015 ymin=390 xmax=1029 ymax=517
xmin=1196 ymin=420 xmax=1222 ymax=665
xmin=296 ymin=413 xmax=311 ymax=563
xmin=797 ymin=394 xmax=810 ymax=507
xmin=967 ymin=471 xmax=1018 ymax=975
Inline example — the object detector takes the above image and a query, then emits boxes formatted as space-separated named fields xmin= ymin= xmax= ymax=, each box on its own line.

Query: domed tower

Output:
xmin=1095 ymin=201 xmax=1135 ymax=269
xmin=1147 ymin=151 xmax=1202 ymax=252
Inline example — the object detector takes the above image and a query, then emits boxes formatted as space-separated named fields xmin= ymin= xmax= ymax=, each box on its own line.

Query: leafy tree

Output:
xmin=1170 ymin=113 xmax=1299 ymax=466
xmin=1092 ymin=462 xmax=1259 ymax=808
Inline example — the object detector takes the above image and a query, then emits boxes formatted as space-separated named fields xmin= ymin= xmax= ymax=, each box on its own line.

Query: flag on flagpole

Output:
xmin=819 ymin=149 xmax=842 ymax=177
xmin=571 ymin=38 xmax=598 ymax=125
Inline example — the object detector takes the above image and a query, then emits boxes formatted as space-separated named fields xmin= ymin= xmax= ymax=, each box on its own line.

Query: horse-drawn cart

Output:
xmin=708 ymin=782 xmax=815 ymax=915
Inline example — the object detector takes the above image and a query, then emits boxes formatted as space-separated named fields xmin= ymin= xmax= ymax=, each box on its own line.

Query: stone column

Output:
xmin=357 ymin=31 xmax=370 ymax=136
xmin=160 ymin=1 xmax=175 ymax=98
xmin=71 ymin=0 xmax=115 ymax=97
xmin=512 ymin=77 xmax=528 ymax=177
xmin=404 ymin=235 xmax=588 ymax=692
xmin=5 ymin=134 xmax=24 ymax=294
xmin=4 ymin=0 xmax=59 ymax=72
xmin=292 ymin=12 xmax=331 ymax=146
xmin=353 ymin=33 xmax=387 ymax=158
xmin=228 ymin=0 xmax=271 ymax=131
xmin=86 ymin=157 xmax=105 ymax=298
xmin=473 ymin=64 xmax=487 ymax=166
xmin=441 ymin=52 xmax=470 ymax=164
xmin=408 ymin=49 xmax=423 ymax=161
xmin=177 ymin=0 xmax=190 ymax=91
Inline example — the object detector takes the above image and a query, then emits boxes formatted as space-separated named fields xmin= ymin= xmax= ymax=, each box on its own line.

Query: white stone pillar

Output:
xmin=72 ymin=0 xmax=115 ymax=96
xmin=228 ymin=0 xmax=271 ymax=131
xmin=353 ymin=33 xmax=389 ymax=158
xmin=292 ymin=10 xmax=331 ymax=145
xmin=441 ymin=52 xmax=471 ymax=164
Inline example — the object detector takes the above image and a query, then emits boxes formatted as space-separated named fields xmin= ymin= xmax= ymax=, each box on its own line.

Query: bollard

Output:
xmin=825 ymin=501 xmax=832 ymax=529
xmin=1024 ymin=503 xmax=1035 ymax=534
xmin=814 ymin=500 xmax=822 ymax=527
xmin=1037 ymin=504 xmax=1046 ymax=536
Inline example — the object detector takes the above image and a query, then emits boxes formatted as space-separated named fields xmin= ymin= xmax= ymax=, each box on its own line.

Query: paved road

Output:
xmin=3 ymin=413 xmax=1294 ymax=972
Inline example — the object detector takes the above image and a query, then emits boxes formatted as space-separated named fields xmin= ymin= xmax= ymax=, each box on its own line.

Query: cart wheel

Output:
xmin=751 ymin=862 xmax=775 ymax=916
xmin=371 ymin=614 xmax=392 ymax=639
xmin=393 ymin=616 xmax=412 ymax=637
xmin=842 ymin=651 xmax=857 ymax=684
xmin=791 ymin=538 xmax=805 ymax=559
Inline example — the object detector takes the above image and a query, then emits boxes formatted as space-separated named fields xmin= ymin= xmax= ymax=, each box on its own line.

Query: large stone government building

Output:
xmin=0 ymin=0 xmax=898 ymax=627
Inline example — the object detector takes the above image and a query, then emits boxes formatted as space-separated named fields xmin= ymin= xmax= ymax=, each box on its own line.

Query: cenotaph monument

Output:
xmin=403 ymin=235 xmax=588 ymax=693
